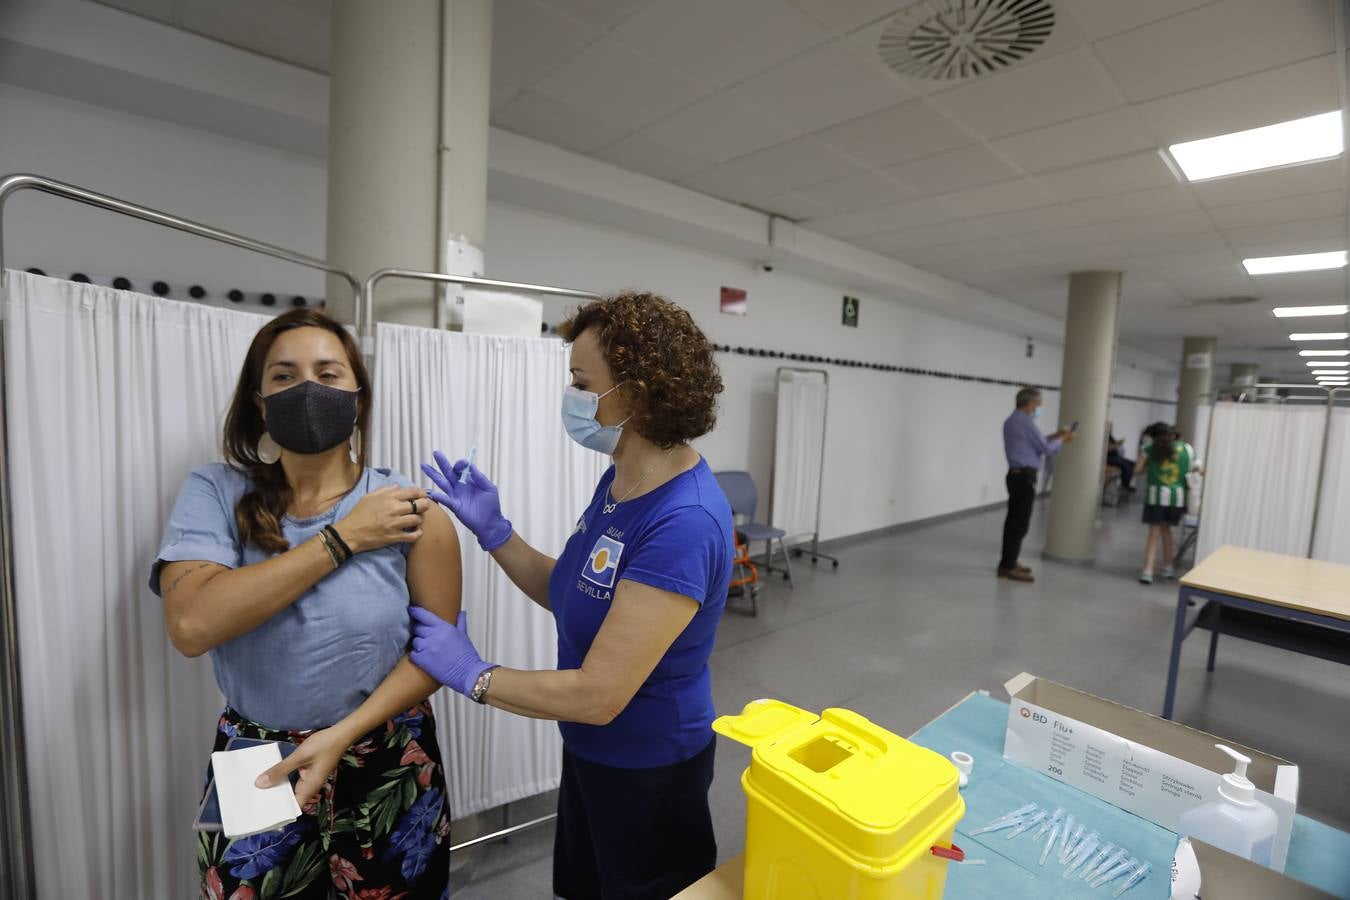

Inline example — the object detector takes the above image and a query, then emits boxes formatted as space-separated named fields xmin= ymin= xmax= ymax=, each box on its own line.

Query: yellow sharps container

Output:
xmin=714 ymin=699 xmax=966 ymax=900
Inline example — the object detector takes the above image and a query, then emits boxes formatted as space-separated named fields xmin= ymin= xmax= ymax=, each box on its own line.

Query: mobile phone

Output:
xmin=193 ymin=738 xmax=300 ymax=831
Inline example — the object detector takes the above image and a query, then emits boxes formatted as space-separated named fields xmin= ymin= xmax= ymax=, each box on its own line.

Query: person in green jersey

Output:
xmin=1134 ymin=423 xmax=1202 ymax=584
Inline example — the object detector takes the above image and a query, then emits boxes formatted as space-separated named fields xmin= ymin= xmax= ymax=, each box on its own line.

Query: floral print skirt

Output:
xmin=198 ymin=702 xmax=451 ymax=900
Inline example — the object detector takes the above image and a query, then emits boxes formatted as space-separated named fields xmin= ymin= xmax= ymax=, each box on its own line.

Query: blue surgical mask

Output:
xmin=562 ymin=384 xmax=630 ymax=455
xmin=1032 ymin=409 xmax=1041 ymax=420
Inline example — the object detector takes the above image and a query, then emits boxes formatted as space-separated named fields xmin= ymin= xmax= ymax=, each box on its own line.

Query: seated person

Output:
xmin=1106 ymin=435 xmax=1135 ymax=491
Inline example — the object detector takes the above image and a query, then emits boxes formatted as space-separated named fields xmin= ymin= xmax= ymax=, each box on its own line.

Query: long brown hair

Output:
xmin=222 ymin=309 xmax=372 ymax=553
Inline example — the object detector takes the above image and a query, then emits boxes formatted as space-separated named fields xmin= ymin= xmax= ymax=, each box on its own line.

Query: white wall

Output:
xmin=1 ymin=83 xmax=1176 ymax=541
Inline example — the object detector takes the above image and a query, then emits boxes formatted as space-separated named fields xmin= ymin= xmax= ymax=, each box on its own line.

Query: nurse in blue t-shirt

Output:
xmin=412 ymin=291 xmax=734 ymax=900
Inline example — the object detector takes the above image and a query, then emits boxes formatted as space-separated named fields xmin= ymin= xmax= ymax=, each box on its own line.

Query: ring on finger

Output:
xmin=409 ymin=499 xmax=419 ymax=516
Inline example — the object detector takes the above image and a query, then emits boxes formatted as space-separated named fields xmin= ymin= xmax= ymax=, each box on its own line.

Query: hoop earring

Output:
xmin=257 ymin=432 xmax=281 ymax=464
xmin=349 ymin=426 xmax=361 ymax=465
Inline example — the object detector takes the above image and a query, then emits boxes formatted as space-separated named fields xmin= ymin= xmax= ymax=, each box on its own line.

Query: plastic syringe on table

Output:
xmin=968 ymin=804 xmax=1037 ymax=835
xmin=1091 ymin=856 xmax=1141 ymax=889
xmin=1061 ymin=831 xmax=1099 ymax=878
xmin=1112 ymin=861 xmax=1151 ymax=897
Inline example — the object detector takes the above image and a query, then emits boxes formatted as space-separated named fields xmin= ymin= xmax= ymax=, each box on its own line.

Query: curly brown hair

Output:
xmin=558 ymin=291 xmax=722 ymax=447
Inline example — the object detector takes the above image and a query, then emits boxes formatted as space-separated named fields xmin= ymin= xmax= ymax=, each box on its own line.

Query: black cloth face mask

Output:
xmin=261 ymin=381 xmax=360 ymax=454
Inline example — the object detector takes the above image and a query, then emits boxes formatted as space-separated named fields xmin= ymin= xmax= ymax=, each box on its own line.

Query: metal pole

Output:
xmin=0 ymin=173 xmax=363 ymax=323
xmin=448 ymin=812 xmax=557 ymax=854
xmin=1308 ymin=387 xmax=1342 ymax=558
xmin=0 ymin=305 xmax=33 ymax=899
xmin=360 ymin=266 xmax=601 ymax=354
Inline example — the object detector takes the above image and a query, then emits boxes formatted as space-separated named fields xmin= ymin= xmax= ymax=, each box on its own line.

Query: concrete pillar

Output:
xmin=325 ymin=0 xmax=491 ymax=327
xmin=1176 ymin=337 xmax=1217 ymax=442
xmin=1045 ymin=271 xmax=1122 ymax=563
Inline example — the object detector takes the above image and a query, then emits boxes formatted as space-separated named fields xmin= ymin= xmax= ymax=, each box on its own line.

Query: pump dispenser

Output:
xmin=1177 ymin=744 xmax=1279 ymax=867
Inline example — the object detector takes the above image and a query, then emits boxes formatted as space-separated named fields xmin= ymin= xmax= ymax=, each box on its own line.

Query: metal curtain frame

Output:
xmin=0 ymin=172 xmax=364 ymax=900
xmin=360 ymin=267 xmax=601 ymax=355
xmin=1199 ymin=383 xmax=1346 ymax=559
xmin=771 ymin=367 xmax=840 ymax=569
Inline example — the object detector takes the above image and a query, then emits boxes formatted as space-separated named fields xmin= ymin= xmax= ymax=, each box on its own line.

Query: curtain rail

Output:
xmin=360 ymin=267 xmax=600 ymax=353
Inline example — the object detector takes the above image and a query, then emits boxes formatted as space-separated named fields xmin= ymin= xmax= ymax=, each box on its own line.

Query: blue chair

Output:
xmin=714 ymin=470 xmax=794 ymax=589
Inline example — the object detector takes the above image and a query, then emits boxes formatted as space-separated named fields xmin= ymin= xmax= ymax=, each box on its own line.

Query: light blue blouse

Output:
xmin=151 ymin=464 xmax=414 ymax=731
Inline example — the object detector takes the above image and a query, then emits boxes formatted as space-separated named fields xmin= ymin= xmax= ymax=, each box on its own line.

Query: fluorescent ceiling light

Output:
xmin=1290 ymin=332 xmax=1349 ymax=341
xmin=1244 ymin=251 xmax=1346 ymax=275
xmin=1307 ymin=360 xmax=1349 ymax=366
xmin=1312 ymin=369 xmax=1349 ymax=375
xmin=1273 ymin=304 xmax=1349 ymax=317
xmin=1167 ymin=111 xmax=1343 ymax=181
xmin=1299 ymin=349 xmax=1350 ymax=356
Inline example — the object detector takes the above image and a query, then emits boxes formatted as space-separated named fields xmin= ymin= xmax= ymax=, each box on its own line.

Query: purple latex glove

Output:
xmin=408 ymin=608 xmax=494 ymax=698
xmin=421 ymin=450 xmax=513 ymax=551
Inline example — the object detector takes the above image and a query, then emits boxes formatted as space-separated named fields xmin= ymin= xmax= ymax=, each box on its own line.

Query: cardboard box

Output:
xmin=1004 ymin=673 xmax=1299 ymax=870
xmin=1173 ymin=838 xmax=1336 ymax=899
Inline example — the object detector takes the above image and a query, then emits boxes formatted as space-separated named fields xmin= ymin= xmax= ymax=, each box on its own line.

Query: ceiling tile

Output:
xmin=1190 ymin=158 xmax=1344 ymax=209
xmin=1165 ymin=271 xmax=1261 ymax=300
xmin=925 ymin=47 xmax=1124 ymax=140
xmin=534 ymin=0 xmax=647 ymax=29
xmin=1057 ymin=0 xmax=1218 ymax=40
xmin=609 ymin=0 xmax=829 ymax=92
xmin=785 ymin=0 xmax=902 ymax=32
xmin=1133 ymin=249 xmax=1240 ymax=277
xmin=926 ymin=179 xmax=1058 ymax=221
xmin=1135 ymin=55 xmax=1339 ymax=146
xmin=1008 ymin=224 xmax=1113 ymax=251
xmin=1221 ymin=216 xmax=1347 ymax=257
xmin=978 ymin=204 xmax=1090 ymax=234
xmin=1070 ymin=186 xmax=1199 ymax=223
xmin=1039 ymin=151 xmax=1177 ymax=201
xmin=94 ymin=0 xmax=177 ymax=25
xmin=805 ymin=195 xmax=961 ymax=238
xmin=794 ymin=170 xmax=914 ymax=214
xmin=1092 ymin=210 xmax=1215 ymax=241
xmin=492 ymin=91 xmax=629 ymax=154
xmin=762 ymin=191 xmax=836 ymax=220
xmin=1094 ymin=0 xmax=1334 ymax=102
xmin=1120 ymin=279 xmax=1185 ymax=306
xmin=992 ymin=106 xmax=1155 ymax=174
xmin=1205 ymin=190 xmax=1347 ymax=230
xmin=181 ymin=0 xmax=330 ymax=72
xmin=491 ymin=81 xmax=524 ymax=115
xmin=1245 ymin=268 xmax=1346 ymax=300
xmin=718 ymin=139 xmax=865 ymax=194
xmin=491 ymin=0 xmax=599 ymax=93
xmin=856 ymin=219 xmax=1000 ymax=254
xmin=813 ymin=100 xmax=972 ymax=168
xmin=535 ymin=38 xmax=713 ymax=131
xmin=679 ymin=165 xmax=783 ymax=209
xmin=885 ymin=144 xmax=1021 ymax=196
xmin=1118 ymin=231 xmax=1230 ymax=258
xmin=591 ymin=133 xmax=717 ymax=181
xmin=722 ymin=39 xmax=911 ymax=138
xmin=630 ymin=92 xmax=800 ymax=162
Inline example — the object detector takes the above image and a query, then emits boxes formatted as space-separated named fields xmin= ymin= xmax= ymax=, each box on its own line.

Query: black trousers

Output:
xmin=554 ymin=736 xmax=717 ymax=900
xmin=1000 ymin=469 xmax=1037 ymax=570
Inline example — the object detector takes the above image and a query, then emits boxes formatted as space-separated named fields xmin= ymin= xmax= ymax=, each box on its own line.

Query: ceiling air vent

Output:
xmin=1186 ymin=296 xmax=1260 ymax=307
xmin=878 ymin=0 xmax=1055 ymax=82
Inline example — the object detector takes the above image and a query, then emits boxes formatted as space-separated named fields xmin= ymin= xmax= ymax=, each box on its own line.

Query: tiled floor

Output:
xmin=451 ymin=497 xmax=1350 ymax=897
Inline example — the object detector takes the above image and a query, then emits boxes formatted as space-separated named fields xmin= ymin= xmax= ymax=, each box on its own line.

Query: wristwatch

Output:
xmin=470 ymin=666 xmax=497 ymax=704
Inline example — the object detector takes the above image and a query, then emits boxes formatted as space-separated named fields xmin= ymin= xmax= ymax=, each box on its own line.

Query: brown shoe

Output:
xmin=998 ymin=567 xmax=1034 ymax=583
xmin=1014 ymin=564 xmax=1032 ymax=575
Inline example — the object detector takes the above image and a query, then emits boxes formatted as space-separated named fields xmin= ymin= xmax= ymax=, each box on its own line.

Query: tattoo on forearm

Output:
xmin=165 ymin=563 xmax=213 ymax=597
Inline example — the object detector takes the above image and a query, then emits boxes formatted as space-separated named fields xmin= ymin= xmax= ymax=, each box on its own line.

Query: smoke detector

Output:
xmin=878 ymin=0 xmax=1056 ymax=82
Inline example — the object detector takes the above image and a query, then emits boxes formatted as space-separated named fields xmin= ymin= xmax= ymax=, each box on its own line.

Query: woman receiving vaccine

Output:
xmin=413 ymin=291 xmax=735 ymax=900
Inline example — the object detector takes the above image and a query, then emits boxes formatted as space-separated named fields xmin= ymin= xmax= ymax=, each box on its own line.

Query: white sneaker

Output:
xmin=1138 ymin=572 xmax=1154 ymax=585
xmin=1160 ymin=567 xmax=1177 ymax=580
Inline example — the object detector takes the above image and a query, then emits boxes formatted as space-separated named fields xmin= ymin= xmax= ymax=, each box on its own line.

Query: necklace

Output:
xmin=604 ymin=447 xmax=677 ymax=514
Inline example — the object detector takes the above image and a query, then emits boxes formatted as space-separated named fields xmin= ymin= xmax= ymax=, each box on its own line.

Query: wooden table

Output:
xmin=1163 ymin=545 xmax=1350 ymax=719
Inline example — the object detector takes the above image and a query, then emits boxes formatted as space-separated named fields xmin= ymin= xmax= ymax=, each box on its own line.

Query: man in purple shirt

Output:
xmin=999 ymin=388 xmax=1076 ymax=582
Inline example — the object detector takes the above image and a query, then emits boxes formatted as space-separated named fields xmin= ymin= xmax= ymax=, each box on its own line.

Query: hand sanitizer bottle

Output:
xmin=1177 ymin=744 xmax=1279 ymax=867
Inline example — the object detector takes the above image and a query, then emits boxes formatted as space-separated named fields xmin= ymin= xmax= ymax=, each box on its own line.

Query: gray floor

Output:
xmin=451 ymin=497 xmax=1350 ymax=897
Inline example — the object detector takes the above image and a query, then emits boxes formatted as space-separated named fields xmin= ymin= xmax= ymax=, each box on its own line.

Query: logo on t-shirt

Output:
xmin=582 ymin=535 xmax=624 ymax=588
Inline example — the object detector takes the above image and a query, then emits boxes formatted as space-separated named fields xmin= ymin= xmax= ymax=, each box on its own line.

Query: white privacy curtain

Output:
xmin=1312 ymin=406 xmax=1350 ymax=564
xmin=370 ymin=323 xmax=605 ymax=817
xmin=3 ymin=270 xmax=264 ymax=899
xmin=1196 ymin=403 xmax=1327 ymax=561
xmin=770 ymin=369 xmax=827 ymax=544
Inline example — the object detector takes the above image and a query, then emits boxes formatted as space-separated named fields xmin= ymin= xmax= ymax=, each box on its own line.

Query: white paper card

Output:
xmin=211 ymin=744 xmax=302 ymax=839
xmin=463 ymin=290 xmax=543 ymax=338
xmin=1004 ymin=698 xmax=1295 ymax=870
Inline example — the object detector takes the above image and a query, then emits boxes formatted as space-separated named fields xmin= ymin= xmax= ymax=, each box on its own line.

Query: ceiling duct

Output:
xmin=878 ymin=0 xmax=1056 ymax=82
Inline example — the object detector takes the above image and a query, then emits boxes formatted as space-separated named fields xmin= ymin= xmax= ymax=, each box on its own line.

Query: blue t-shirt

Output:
xmin=150 ymin=464 xmax=415 ymax=731
xmin=550 ymin=457 xmax=733 ymax=768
